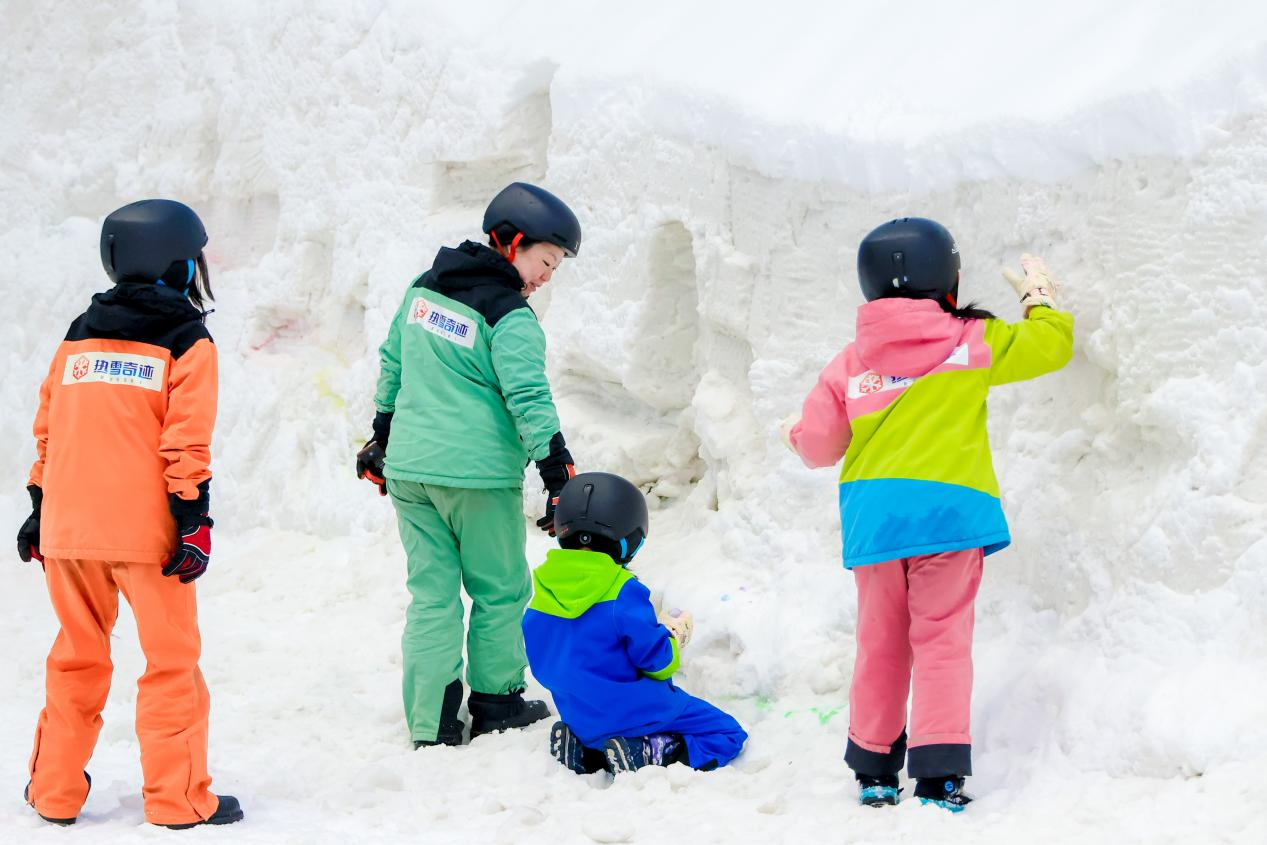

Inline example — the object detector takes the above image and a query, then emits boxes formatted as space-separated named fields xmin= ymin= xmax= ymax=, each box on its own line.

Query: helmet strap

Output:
xmin=945 ymin=291 xmax=958 ymax=308
xmin=489 ymin=229 xmax=524 ymax=264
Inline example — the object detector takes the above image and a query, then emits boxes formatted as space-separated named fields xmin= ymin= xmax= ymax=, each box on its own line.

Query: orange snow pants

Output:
xmin=27 ymin=558 xmax=218 ymax=826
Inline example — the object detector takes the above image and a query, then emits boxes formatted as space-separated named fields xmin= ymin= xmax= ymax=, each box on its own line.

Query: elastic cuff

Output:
xmin=535 ymin=431 xmax=573 ymax=469
xmin=373 ymin=410 xmax=394 ymax=446
xmin=644 ymin=635 xmax=680 ymax=681
xmin=908 ymin=743 xmax=972 ymax=777
xmin=168 ymin=479 xmax=211 ymax=524
xmin=844 ymin=730 xmax=907 ymax=777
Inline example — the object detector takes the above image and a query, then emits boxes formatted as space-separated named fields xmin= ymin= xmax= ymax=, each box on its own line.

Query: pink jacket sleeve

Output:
xmin=790 ymin=348 xmax=852 ymax=468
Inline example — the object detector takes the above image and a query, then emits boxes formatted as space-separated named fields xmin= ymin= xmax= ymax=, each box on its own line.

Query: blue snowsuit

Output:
xmin=522 ymin=549 xmax=747 ymax=770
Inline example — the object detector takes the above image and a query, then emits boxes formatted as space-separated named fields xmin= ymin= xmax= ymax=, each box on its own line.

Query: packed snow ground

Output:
xmin=3 ymin=2 xmax=1267 ymax=842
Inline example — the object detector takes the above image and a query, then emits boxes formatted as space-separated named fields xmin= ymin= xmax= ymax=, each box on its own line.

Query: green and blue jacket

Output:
xmin=522 ymin=549 xmax=690 ymax=747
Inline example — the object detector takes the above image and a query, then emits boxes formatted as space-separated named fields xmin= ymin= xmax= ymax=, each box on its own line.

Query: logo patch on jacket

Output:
xmin=408 ymin=296 xmax=477 ymax=349
xmin=847 ymin=344 xmax=970 ymax=399
xmin=62 ymin=353 xmax=165 ymax=391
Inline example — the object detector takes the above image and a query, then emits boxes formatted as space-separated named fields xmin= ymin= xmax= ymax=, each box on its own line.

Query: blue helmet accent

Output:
xmin=152 ymin=258 xmax=196 ymax=297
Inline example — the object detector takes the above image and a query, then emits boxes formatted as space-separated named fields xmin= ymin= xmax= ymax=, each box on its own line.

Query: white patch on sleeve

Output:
xmin=62 ymin=352 xmax=165 ymax=391
xmin=407 ymin=296 xmax=477 ymax=349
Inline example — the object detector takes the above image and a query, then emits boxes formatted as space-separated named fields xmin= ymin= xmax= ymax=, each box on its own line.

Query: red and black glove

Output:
xmin=356 ymin=411 xmax=393 ymax=496
xmin=16 ymin=485 xmax=43 ymax=564
xmin=162 ymin=481 xmax=212 ymax=584
xmin=534 ymin=432 xmax=576 ymax=536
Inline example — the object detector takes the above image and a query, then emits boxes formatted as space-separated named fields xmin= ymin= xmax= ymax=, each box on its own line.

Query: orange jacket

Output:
xmin=28 ymin=285 xmax=217 ymax=563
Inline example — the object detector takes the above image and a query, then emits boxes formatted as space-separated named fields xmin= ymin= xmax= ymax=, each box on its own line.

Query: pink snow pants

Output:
xmin=844 ymin=547 xmax=983 ymax=778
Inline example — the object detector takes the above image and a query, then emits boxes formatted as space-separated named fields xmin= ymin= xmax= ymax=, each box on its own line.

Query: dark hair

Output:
xmin=939 ymin=298 xmax=995 ymax=321
xmin=558 ymin=531 xmax=624 ymax=563
xmin=191 ymin=253 xmax=214 ymax=311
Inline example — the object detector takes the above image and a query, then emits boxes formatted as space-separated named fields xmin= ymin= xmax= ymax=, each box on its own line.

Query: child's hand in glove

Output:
xmin=779 ymin=413 xmax=800 ymax=453
xmin=659 ymin=608 xmax=694 ymax=648
xmin=1002 ymin=253 xmax=1059 ymax=315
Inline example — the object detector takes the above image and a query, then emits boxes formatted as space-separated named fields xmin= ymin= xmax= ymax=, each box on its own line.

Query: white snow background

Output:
xmin=2 ymin=0 xmax=1267 ymax=842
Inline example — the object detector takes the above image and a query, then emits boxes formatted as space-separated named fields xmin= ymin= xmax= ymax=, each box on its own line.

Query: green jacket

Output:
xmin=374 ymin=241 xmax=561 ymax=488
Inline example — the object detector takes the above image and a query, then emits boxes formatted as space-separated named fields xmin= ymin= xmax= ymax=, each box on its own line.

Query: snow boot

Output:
xmin=550 ymin=721 xmax=609 ymax=775
xmin=467 ymin=688 xmax=550 ymax=738
xmin=414 ymin=679 xmax=466 ymax=748
xmin=914 ymin=776 xmax=973 ymax=812
xmin=23 ymin=770 xmax=90 ymax=825
xmin=857 ymin=773 xmax=900 ymax=807
xmin=603 ymin=734 xmax=686 ymax=774
xmin=160 ymin=794 xmax=244 ymax=829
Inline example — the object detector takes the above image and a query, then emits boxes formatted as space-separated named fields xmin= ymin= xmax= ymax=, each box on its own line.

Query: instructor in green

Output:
xmin=357 ymin=183 xmax=580 ymax=747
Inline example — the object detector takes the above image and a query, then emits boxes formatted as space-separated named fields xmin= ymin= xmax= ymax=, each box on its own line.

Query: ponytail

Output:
xmin=939 ymin=299 xmax=996 ymax=321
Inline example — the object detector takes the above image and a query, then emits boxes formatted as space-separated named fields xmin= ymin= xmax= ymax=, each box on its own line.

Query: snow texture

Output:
xmin=2 ymin=1 xmax=1267 ymax=842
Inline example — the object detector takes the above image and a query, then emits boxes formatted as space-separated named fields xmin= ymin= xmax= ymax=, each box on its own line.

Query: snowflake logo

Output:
xmin=72 ymin=356 xmax=91 ymax=380
xmin=859 ymin=372 xmax=884 ymax=394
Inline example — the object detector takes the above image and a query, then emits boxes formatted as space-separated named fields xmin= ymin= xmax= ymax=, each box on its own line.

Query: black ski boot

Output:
xmin=467 ymin=688 xmax=550 ymax=738
xmin=160 ymin=794 xmax=244 ymax=829
xmin=914 ymin=776 xmax=973 ymax=812
xmin=603 ymin=734 xmax=686 ymax=774
xmin=550 ymin=721 xmax=608 ymax=775
xmin=414 ymin=679 xmax=466 ymax=748
xmin=23 ymin=770 xmax=90 ymax=825
xmin=857 ymin=773 xmax=900 ymax=807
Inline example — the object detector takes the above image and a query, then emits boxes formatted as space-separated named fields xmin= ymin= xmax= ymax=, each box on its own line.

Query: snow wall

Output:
xmin=3 ymin=1 xmax=1267 ymax=842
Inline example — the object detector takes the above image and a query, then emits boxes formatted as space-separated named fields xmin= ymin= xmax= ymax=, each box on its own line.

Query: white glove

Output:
xmin=1002 ymin=253 xmax=1059 ymax=313
xmin=779 ymin=413 xmax=800 ymax=453
xmin=659 ymin=608 xmax=694 ymax=648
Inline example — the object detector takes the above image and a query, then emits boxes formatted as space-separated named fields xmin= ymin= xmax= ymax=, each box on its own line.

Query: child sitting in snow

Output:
xmin=522 ymin=472 xmax=748 ymax=774
xmin=783 ymin=218 xmax=1074 ymax=811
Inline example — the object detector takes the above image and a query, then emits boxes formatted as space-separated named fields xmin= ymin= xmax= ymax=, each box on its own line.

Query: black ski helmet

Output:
xmin=554 ymin=472 xmax=649 ymax=564
xmin=857 ymin=217 xmax=960 ymax=303
xmin=100 ymin=199 xmax=208 ymax=284
xmin=483 ymin=182 xmax=582 ymax=257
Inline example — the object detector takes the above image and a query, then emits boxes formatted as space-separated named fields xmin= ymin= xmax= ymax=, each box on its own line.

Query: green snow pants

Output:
xmin=387 ymin=479 xmax=531 ymax=743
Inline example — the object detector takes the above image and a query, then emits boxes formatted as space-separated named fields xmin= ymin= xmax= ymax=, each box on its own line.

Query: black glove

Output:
xmin=356 ymin=411 xmax=393 ymax=496
xmin=17 ymin=485 xmax=43 ymax=563
xmin=534 ymin=432 xmax=576 ymax=536
xmin=162 ymin=481 xmax=212 ymax=584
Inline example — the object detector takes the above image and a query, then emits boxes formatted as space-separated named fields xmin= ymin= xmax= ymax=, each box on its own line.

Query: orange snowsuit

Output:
xmin=25 ymin=283 xmax=220 ymax=825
